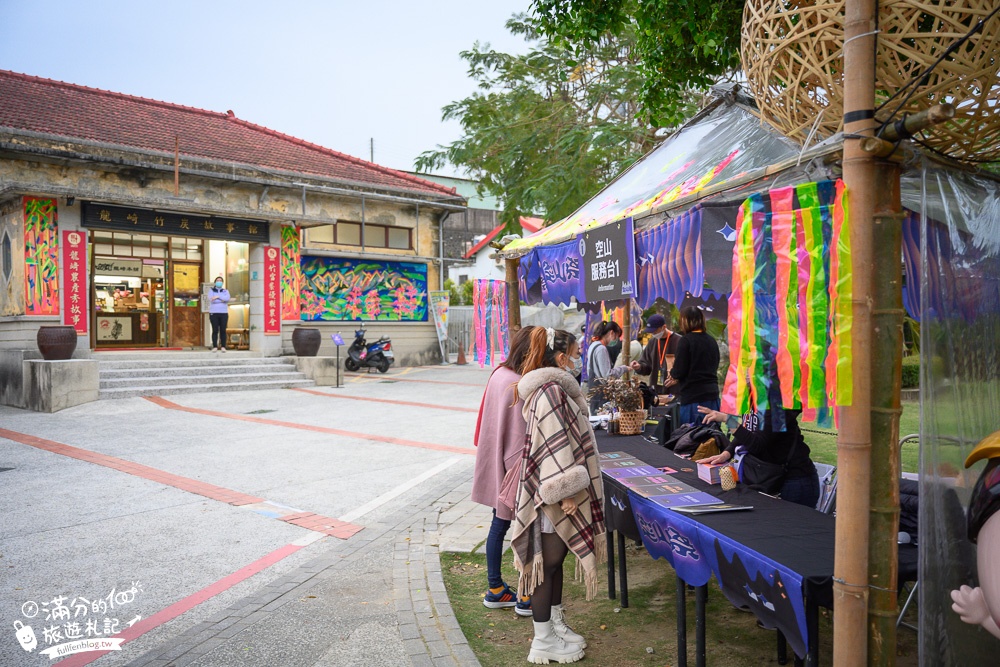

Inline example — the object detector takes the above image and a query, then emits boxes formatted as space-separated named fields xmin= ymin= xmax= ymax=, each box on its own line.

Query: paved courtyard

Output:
xmin=1 ymin=364 xmax=501 ymax=667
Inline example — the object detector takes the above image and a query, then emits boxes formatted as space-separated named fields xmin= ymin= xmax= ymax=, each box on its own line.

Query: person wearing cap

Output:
xmin=208 ymin=275 xmax=231 ymax=352
xmin=630 ymin=313 xmax=679 ymax=404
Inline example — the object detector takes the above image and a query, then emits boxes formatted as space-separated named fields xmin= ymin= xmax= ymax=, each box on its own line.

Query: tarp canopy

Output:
xmin=503 ymin=98 xmax=800 ymax=254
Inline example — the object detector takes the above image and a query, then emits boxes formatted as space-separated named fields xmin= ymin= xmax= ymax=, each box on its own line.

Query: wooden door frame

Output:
xmin=169 ymin=260 xmax=203 ymax=348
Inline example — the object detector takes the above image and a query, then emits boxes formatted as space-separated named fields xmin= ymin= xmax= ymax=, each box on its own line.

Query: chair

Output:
xmin=814 ymin=462 xmax=837 ymax=514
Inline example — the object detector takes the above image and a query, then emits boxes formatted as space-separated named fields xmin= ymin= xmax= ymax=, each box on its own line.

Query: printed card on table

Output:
xmin=599 ymin=451 xmax=632 ymax=460
xmin=603 ymin=465 xmax=662 ymax=479
xmin=622 ymin=477 xmax=700 ymax=498
xmin=599 ymin=458 xmax=643 ymax=469
xmin=648 ymin=491 xmax=720 ymax=508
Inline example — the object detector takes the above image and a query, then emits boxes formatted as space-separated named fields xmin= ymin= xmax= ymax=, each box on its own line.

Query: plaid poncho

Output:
xmin=511 ymin=367 xmax=606 ymax=600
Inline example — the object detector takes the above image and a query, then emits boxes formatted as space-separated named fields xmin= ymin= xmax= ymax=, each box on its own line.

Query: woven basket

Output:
xmin=617 ymin=410 xmax=647 ymax=436
xmin=741 ymin=0 xmax=1000 ymax=161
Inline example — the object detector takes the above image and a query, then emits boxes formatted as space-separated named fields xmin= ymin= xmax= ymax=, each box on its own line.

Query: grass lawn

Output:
xmin=442 ymin=546 xmax=918 ymax=666
xmin=804 ymin=400 xmax=920 ymax=473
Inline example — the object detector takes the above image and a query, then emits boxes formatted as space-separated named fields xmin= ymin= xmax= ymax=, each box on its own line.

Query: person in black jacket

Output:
xmin=697 ymin=407 xmax=820 ymax=508
xmin=630 ymin=314 xmax=679 ymax=403
xmin=665 ymin=306 xmax=720 ymax=424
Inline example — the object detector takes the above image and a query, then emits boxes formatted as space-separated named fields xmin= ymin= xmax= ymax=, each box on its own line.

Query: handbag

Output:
xmin=738 ymin=422 xmax=799 ymax=494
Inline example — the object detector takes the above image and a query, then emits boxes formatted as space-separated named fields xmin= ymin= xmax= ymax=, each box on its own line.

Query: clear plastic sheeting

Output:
xmin=504 ymin=102 xmax=799 ymax=253
xmin=918 ymin=162 xmax=1000 ymax=664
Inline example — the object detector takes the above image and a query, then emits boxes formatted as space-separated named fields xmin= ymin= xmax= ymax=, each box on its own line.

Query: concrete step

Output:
xmin=100 ymin=363 xmax=300 ymax=379
xmin=98 ymin=378 xmax=315 ymax=400
xmin=97 ymin=357 xmax=292 ymax=371
xmin=99 ymin=370 xmax=309 ymax=389
xmin=92 ymin=351 xmax=259 ymax=362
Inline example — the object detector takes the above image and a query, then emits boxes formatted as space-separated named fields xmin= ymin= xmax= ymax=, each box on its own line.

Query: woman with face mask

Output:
xmin=208 ymin=276 xmax=231 ymax=352
xmin=512 ymin=327 xmax=604 ymax=664
xmin=585 ymin=321 xmax=627 ymax=414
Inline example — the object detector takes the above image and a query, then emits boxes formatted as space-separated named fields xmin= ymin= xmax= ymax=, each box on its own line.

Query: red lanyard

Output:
xmin=657 ymin=332 xmax=672 ymax=370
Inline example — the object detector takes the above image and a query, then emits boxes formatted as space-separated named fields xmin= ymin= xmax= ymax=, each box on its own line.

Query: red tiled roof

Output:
xmin=0 ymin=69 xmax=458 ymax=198
xmin=464 ymin=217 xmax=543 ymax=259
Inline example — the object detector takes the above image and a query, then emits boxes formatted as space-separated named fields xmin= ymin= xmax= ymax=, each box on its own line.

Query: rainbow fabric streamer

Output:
xmin=722 ymin=180 xmax=852 ymax=427
xmin=473 ymin=280 xmax=509 ymax=368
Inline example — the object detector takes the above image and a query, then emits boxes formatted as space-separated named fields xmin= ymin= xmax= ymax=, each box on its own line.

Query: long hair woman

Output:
xmin=470 ymin=325 xmax=537 ymax=617
xmin=666 ymin=306 xmax=721 ymax=425
xmin=512 ymin=327 xmax=606 ymax=664
xmin=585 ymin=320 xmax=626 ymax=414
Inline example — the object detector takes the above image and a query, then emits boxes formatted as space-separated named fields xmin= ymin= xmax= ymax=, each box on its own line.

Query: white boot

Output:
xmin=528 ymin=620 xmax=585 ymax=664
xmin=551 ymin=605 xmax=586 ymax=649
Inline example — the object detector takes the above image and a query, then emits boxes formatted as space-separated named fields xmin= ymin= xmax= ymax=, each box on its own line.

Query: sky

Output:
xmin=0 ymin=0 xmax=533 ymax=178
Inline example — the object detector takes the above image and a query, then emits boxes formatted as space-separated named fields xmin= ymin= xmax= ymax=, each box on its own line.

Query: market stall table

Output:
xmin=596 ymin=431 xmax=835 ymax=667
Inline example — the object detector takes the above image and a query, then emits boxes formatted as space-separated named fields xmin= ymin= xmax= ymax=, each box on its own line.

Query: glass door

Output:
xmin=170 ymin=261 xmax=202 ymax=347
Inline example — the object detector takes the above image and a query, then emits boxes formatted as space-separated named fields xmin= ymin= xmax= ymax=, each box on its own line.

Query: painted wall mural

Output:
xmin=24 ymin=197 xmax=59 ymax=316
xmin=280 ymin=225 xmax=301 ymax=321
xmin=299 ymin=256 xmax=428 ymax=322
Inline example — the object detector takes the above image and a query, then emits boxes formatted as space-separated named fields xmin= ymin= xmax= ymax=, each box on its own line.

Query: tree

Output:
xmin=416 ymin=14 xmax=671 ymax=230
xmin=531 ymin=0 xmax=745 ymax=128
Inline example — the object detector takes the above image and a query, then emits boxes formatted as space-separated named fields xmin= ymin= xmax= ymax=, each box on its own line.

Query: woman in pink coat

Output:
xmin=471 ymin=326 xmax=536 ymax=616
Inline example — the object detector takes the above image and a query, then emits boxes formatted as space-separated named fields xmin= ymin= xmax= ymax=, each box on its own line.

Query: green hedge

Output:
xmin=901 ymin=356 xmax=920 ymax=388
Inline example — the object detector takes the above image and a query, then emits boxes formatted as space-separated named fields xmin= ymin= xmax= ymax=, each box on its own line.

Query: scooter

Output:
xmin=344 ymin=325 xmax=394 ymax=373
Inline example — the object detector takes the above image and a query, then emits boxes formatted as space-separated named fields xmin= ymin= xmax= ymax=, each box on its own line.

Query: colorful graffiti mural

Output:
xmin=299 ymin=256 xmax=428 ymax=321
xmin=24 ymin=198 xmax=59 ymax=316
xmin=280 ymin=226 xmax=301 ymax=321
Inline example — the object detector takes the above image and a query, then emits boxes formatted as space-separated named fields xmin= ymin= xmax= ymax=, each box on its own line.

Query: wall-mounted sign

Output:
xmin=264 ymin=246 xmax=281 ymax=334
xmin=580 ymin=217 xmax=637 ymax=303
xmin=62 ymin=231 xmax=88 ymax=334
xmin=94 ymin=257 xmax=142 ymax=276
xmin=82 ymin=203 xmax=270 ymax=243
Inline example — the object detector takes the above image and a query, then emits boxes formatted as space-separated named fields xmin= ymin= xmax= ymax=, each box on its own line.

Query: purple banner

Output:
xmin=635 ymin=207 xmax=703 ymax=308
xmin=521 ymin=239 xmax=585 ymax=306
xmin=631 ymin=492 xmax=714 ymax=586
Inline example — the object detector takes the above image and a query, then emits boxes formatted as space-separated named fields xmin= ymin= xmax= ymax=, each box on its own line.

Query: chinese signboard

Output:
xmin=580 ymin=217 xmax=637 ymax=303
xmin=62 ymin=231 xmax=87 ymax=334
xmin=264 ymin=246 xmax=281 ymax=334
xmin=82 ymin=203 xmax=269 ymax=243
xmin=93 ymin=257 xmax=141 ymax=276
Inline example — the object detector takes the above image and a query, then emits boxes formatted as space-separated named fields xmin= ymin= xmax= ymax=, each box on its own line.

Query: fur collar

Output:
xmin=518 ymin=367 xmax=587 ymax=412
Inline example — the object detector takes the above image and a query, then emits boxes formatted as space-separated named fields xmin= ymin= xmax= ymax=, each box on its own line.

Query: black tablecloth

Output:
xmin=597 ymin=430 xmax=836 ymax=610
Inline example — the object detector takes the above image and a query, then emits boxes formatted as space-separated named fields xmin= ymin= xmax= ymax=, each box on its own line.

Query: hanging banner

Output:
xmin=473 ymin=280 xmax=509 ymax=367
xmin=61 ymin=230 xmax=87 ymax=334
xmin=580 ymin=217 xmax=636 ymax=303
xmin=429 ymin=290 xmax=450 ymax=361
xmin=536 ymin=239 xmax=585 ymax=305
xmin=263 ymin=246 xmax=281 ymax=335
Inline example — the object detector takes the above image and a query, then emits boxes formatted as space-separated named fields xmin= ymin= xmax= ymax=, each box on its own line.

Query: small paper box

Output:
xmin=697 ymin=462 xmax=734 ymax=485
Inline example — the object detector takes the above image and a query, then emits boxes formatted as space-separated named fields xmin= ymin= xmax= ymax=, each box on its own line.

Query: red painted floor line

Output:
xmin=290 ymin=387 xmax=478 ymax=413
xmin=0 ymin=428 xmax=365 ymax=538
xmin=346 ymin=374 xmax=486 ymax=388
xmin=0 ymin=428 xmax=264 ymax=506
xmin=144 ymin=396 xmax=475 ymax=456
xmin=54 ymin=542 xmax=303 ymax=666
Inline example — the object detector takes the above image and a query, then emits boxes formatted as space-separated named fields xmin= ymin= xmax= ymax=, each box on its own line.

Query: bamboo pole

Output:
xmin=505 ymin=257 xmax=521 ymax=333
xmin=867 ymin=160 xmax=904 ymax=667
xmin=834 ymin=0 xmax=878 ymax=664
xmin=622 ymin=300 xmax=631 ymax=367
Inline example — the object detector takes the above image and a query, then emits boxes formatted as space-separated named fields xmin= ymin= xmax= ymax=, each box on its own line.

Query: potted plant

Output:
xmin=596 ymin=375 xmax=646 ymax=435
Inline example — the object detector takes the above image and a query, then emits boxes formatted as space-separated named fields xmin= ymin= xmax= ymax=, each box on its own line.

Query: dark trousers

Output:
xmin=210 ymin=312 xmax=229 ymax=349
xmin=486 ymin=510 xmax=511 ymax=588
xmin=780 ymin=468 xmax=821 ymax=508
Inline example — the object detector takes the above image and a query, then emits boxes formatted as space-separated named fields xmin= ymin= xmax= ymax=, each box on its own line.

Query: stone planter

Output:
xmin=36 ymin=325 xmax=78 ymax=361
xmin=291 ymin=327 xmax=321 ymax=357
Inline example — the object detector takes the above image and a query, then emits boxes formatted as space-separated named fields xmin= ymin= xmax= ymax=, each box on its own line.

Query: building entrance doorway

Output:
xmin=170 ymin=261 xmax=202 ymax=347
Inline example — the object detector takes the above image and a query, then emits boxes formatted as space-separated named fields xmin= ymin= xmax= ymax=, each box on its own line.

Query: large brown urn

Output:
xmin=291 ymin=327 xmax=321 ymax=356
xmin=37 ymin=325 xmax=78 ymax=360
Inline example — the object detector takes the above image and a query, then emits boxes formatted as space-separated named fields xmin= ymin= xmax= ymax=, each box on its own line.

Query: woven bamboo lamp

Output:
xmin=741 ymin=0 xmax=1000 ymax=162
